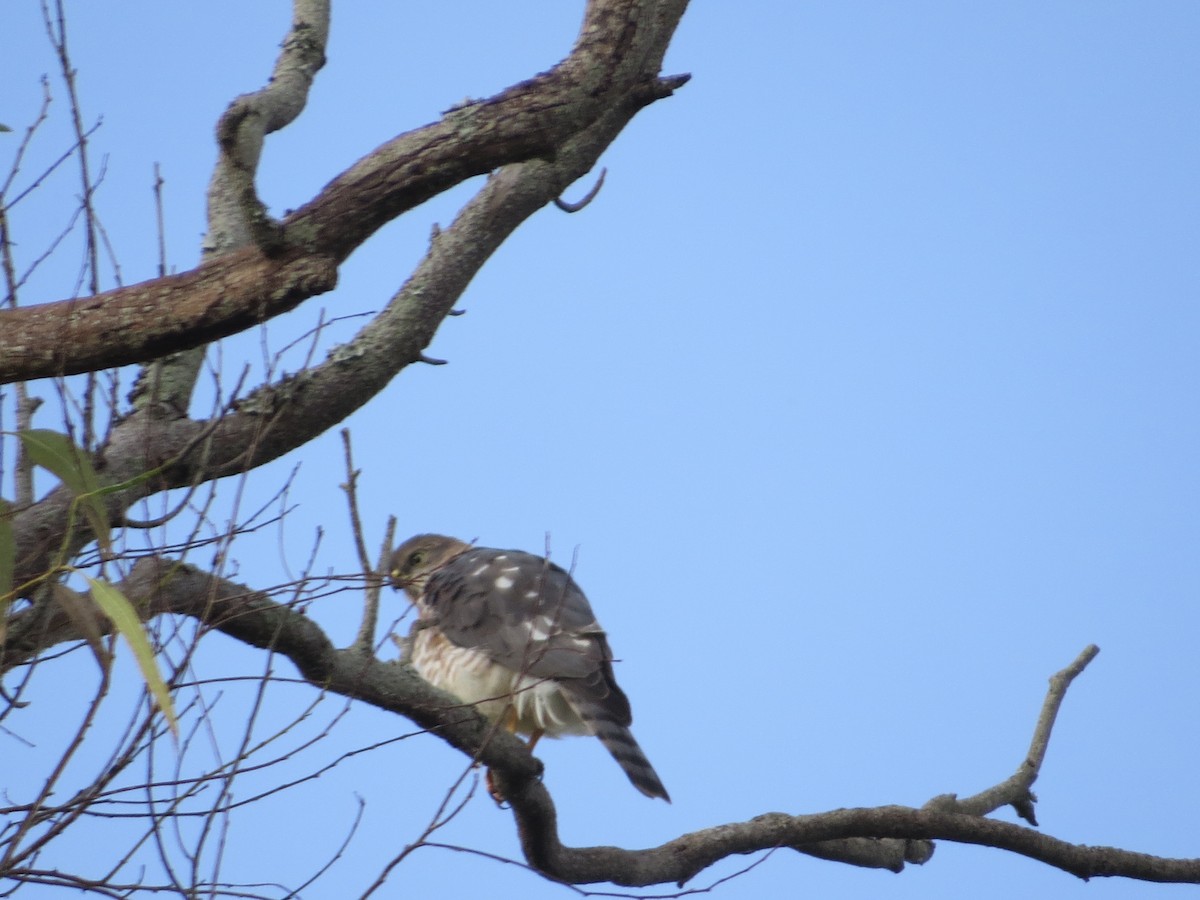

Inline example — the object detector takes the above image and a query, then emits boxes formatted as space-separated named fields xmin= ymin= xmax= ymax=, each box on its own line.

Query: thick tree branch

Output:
xmin=5 ymin=63 xmax=689 ymax=591
xmin=130 ymin=0 xmax=333 ymax=413
xmin=0 ymin=0 xmax=690 ymax=613
xmin=0 ymin=249 xmax=339 ymax=384
xmin=2 ymin=1 xmax=690 ymax=598
xmin=5 ymin=561 xmax=1196 ymax=889
xmin=0 ymin=0 xmax=690 ymax=384
xmin=190 ymin=77 xmax=693 ymax=483
xmin=206 ymin=0 xmax=330 ymax=257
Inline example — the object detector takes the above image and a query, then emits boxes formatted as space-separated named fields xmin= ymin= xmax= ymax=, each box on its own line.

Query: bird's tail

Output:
xmin=571 ymin=697 xmax=670 ymax=801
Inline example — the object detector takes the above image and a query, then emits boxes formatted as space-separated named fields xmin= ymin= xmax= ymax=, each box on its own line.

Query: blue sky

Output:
xmin=3 ymin=3 xmax=1199 ymax=898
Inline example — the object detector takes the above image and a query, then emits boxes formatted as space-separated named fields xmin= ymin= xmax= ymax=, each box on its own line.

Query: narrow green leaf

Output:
xmin=18 ymin=429 xmax=112 ymax=554
xmin=79 ymin=505 xmax=112 ymax=555
xmin=18 ymin=429 xmax=88 ymax=492
xmin=87 ymin=577 xmax=178 ymax=737
xmin=49 ymin=582 xmax=111 ymax=669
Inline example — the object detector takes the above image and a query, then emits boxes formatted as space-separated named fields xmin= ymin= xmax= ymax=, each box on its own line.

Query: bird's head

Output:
xmin=388 ymin=533 xmax=470 ymax=602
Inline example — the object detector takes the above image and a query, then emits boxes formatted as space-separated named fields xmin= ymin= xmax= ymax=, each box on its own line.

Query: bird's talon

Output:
xmin=486 ymin=768 xmax=508 ymax=805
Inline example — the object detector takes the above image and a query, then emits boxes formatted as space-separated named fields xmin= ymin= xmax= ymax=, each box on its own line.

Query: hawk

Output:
xmin=388 ymin=533 xmax=669 ymax=801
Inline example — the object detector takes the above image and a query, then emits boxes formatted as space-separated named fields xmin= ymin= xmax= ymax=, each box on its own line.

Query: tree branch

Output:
xmin=928 ymin=644 xmax=1100 ymax=825
xmin=0 ymin=248 xmax=339 ymax=383
xmin=5 ymin=68 xmax=692 ymax=596
xmin=130 ymin=0 xmax=333 ymax=414
xmin=6 ymin=560 xmax=1196 ymax=889
xmin=0 ymin=1 xmax=691 ymax=385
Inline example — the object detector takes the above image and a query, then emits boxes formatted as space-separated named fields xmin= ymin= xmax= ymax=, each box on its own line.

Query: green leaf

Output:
xmin=50 ymin=582 xmax=111 ymax=668
xmin=18 ymin=429 xmax=112 ymax=554
xmin=87 ymin=577 xmax=178 ymax=737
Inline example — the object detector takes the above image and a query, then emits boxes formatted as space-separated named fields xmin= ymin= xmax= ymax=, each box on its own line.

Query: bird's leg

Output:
xmin=487 ymin=707 xmax=522 ymax=804
xmin=486 ymin=714 xmax=546 ymax=804
xmin=525 ymin=728 xmax=544 ymax=753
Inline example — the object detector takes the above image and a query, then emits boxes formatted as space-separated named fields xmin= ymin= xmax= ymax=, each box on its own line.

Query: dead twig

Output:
xmin=554 ymin=168 xmax=607 ymax=213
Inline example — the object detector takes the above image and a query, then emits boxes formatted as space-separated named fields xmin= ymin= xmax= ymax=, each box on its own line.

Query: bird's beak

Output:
xmin=388 ymin=571 xmax=417 ymax=596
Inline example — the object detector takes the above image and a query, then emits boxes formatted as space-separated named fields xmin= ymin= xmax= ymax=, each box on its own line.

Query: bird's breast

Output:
xmin=412 ymin=628 xmax=589 ymax=737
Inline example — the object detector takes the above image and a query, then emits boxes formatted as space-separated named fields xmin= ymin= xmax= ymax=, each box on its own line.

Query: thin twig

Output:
xmin=342 ymin=430 xmax=388 ymax=653
xmin=0 ymin=89 xmax=54 ymax=507
xmin=44 ymin=0 xmax=104 ymax=449
xmin=340 ymin=430 xmax=373 ymax=577
xmin=554 ymin=167 xmax=607 ymax=213
xmin=153 ymin=163 xmax=167 ymax=279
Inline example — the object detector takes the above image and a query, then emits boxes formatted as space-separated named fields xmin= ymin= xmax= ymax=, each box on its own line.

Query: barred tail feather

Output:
xmin=571 ymin=697 xmax=670 ymax=801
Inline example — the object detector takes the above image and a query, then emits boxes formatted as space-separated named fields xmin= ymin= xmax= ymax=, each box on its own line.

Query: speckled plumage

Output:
xmin=389 ymin=533 xmax=669 ymax=801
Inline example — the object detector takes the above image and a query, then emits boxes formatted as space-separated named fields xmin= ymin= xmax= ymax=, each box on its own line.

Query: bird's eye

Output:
xmin=407 ymin=550 xmax=425 ymax=569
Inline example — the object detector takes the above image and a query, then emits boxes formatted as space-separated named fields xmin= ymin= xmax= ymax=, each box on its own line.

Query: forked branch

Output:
xmin=6 ymin=560 xmax=1195 ymax=890
xmin=0 ymin=3 xmax=691 ymax=385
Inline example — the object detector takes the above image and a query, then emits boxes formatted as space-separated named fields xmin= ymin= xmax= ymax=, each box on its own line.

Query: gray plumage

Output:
xmin=389 ymin=533 xmax=669 ymax=801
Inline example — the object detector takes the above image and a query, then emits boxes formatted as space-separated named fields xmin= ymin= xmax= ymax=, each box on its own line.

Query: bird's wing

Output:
xmin=425 ymin=547 xmax=656 ymax=790
xmin=423 ymin=548 xmax=619 ymax=690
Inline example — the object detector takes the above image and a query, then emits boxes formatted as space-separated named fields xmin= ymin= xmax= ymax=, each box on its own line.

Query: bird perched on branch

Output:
xmin=388 ymin=533 xmax=669 ymax=801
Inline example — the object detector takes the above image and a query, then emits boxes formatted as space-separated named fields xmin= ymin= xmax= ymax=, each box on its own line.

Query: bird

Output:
xmin=388 ymin=533 xmax=669 ymax=801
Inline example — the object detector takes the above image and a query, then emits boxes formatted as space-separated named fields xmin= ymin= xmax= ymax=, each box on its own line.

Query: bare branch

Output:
xmin=9 ymin=562 xmax=1190 ymax=890
xmin=3 ymin=10 xmax=692 ymax=598
xmin=0 ymin=11 xmax=691 ymax=384
xmin=933 ymin=644 xmax=1102 ymax=825
xmin=203 ymin=0 xmax=331 ymax=258
xmin=0 ymin=245 xmax=340 ymax=384
xmin=340 ymin=429 xmax=393 ymax=655
xmin=554 ymin=168 xmax=607 ymax=213
xmin=126 ymin=0 xmax=335 ymax=418
xmin=152 ymin=163 xmax=167 ymax=279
